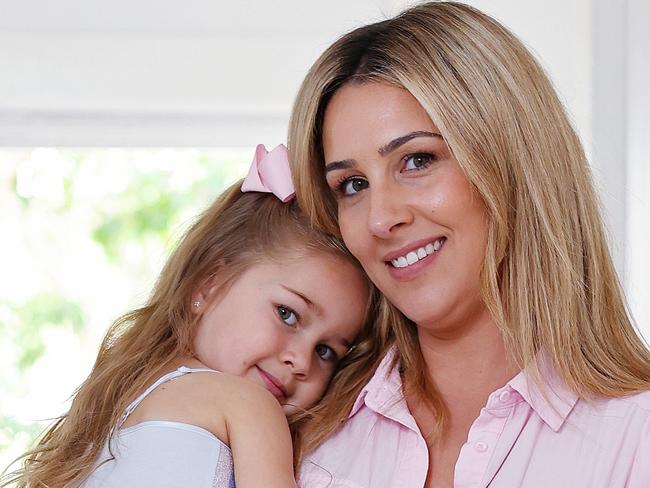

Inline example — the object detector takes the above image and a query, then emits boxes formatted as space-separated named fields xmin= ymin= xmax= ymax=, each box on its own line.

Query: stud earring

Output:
xmin=192 ymin=301 xmax=201 ymax=309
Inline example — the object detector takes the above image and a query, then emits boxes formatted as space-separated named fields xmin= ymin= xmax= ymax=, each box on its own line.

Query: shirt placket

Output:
xmin=370 ymin=386 xmax=430 ymax=488
xmin=453 ymin=386 xmax=521 ymax=488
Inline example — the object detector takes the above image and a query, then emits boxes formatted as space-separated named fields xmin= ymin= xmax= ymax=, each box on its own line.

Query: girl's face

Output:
xmin=192 ymin=251 xmax=368 ymax=415
xmin=321 ymin=82 xmax=489 ymax=334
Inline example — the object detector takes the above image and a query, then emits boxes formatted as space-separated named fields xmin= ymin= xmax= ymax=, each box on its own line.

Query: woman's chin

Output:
xmin=390 ymin=298 xmax=446 ymax=328
xmin=389 ymin=292 xmax=488 ymax=334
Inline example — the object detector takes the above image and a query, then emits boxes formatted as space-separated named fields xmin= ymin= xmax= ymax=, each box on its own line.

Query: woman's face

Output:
xmin=322 ymin=82 xmax=489 ymax=332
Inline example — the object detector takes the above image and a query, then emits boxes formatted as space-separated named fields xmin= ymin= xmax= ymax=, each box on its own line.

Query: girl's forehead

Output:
xmin=273 ymin=249 xmax=356 ymax=275
xmin=267 ymin=252 xmax=365 ymax=291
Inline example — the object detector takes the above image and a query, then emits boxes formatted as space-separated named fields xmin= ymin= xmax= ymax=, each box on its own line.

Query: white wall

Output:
xmin=0 ymin=0 xmax=409 ymax=146
xmin=0 ymin=0 xmax=594 ymax=147
xmin=0 ymin=0 xmax=596 ymax=149
xmin=626 ymin=0 xmax=650 ymax=336
xmin=0 ymin=0 xmax=647 ymax=339
xmin=464 ymin=0 xmax=593 ymax=149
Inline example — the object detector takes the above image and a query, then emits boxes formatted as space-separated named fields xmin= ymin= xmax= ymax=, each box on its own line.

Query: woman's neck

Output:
xmin=416 ymin=307 xmax=517 ymax=403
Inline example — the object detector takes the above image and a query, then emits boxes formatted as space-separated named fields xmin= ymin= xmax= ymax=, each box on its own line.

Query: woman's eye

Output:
xmin=338 ymin=177 xmax=368 ymax=196
xmin=404 ymin=153 xmax=434 ymax=171
xmin=276 ymin=305 xmax=298 ymax=326
xmin=315 ymin=344 xmax=338 ymax=362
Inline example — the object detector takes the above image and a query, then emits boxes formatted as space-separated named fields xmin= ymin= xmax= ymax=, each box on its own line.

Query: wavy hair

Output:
xmin=2 ymin=181 xmax=388 ymax=487
xmin=288 ymin=1 xmax=650 ymax=436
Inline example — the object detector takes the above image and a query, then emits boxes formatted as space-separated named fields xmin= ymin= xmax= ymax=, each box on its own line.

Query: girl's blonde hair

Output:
xmin=288 ymin=1 xmax=650 ymax=435
xmin=3 ymin=182 xmax=389 ymax=487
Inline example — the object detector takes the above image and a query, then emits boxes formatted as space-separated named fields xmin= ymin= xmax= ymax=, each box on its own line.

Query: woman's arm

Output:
xmin=223 ymin=376 xmax=297 ymax=488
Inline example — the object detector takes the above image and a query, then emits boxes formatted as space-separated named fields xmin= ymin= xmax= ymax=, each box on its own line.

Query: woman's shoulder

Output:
xmin=620 ymin=388 xmax=650 ymax=407
xmin=592 ymin=388 xmax=650 ymax=414
xmin=612 ymin=388 xmax=650 ymax=428
xmin=611 ymin=389 xmax=650 ymax=483
xmin=575 ymin=388 xmax=650 ymax=446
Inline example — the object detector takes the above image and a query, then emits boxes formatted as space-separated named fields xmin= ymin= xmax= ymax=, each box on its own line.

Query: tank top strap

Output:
xmin=117 ymin=365 xmax=220 ymax=428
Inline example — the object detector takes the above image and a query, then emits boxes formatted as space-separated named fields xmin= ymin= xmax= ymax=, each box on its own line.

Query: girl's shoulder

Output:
xmin=195 ymin=369 xmax=286 ymax=424
xmin=179 ymin=369 xmax=295 ymax=487
xmin=175 ymin=366 xmax=281 ymax=408
xmin=121 ymin=366 xmax=283 ymax=446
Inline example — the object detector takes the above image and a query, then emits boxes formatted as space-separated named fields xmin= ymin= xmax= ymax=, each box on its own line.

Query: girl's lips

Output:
xmin=255 ymin=366 xmax=286 ymax=399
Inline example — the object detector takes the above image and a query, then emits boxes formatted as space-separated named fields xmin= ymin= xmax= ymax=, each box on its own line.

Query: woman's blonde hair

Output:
xmin=3 ymin=181 xmax=388 ymax=487
xmin=288 ymin=1 xmax=650 ymax=435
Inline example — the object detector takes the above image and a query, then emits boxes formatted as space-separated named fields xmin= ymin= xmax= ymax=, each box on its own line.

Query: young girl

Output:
xmin=2 ymin=144 xmax=387 ymax=488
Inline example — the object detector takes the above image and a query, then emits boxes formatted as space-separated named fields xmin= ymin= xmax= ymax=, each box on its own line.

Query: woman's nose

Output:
xmin=367 ymin=185 xmax=413 ymax=238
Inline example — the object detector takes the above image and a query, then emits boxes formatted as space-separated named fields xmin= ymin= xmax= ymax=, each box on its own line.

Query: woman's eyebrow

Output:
xmin=325 ymin=159 xmax=355 ymax=173
xmin=325 ymin=131 xmax=442 ymax=172
xmin=378 ymin=130 xmax=442 ymax=156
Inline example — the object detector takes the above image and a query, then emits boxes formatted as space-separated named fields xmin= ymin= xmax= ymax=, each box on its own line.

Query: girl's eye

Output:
xmin=276 ymin=305 xmax=298 ymax=326
xmin=315 ymin=344 xmax=338 ymax=363
xmin=337 ymin=177 xmax=368 ymax=196
xmin=403 ymin=153 xmax=434 ymax=171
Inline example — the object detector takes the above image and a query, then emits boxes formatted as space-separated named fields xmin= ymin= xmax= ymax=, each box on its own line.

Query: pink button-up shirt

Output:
xmin=299 ymin=349 xmax=650 ymax=487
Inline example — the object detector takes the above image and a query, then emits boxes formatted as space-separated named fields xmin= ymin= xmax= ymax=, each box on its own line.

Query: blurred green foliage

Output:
xmin=13 ymin=293 xmax=85 ymax=370
xmin=0 ymin=417 xmax=45 ymax=460
xmin=0 ymin=148 xmax=248 ymax=470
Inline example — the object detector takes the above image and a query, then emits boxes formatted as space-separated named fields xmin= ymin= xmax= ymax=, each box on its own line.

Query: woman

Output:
xmin=288 ymin=2 xmax=650 ymax=487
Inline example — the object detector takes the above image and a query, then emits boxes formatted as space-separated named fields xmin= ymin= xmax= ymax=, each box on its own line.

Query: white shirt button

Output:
xmin=475 ymin=442 xmax=489 ymax=453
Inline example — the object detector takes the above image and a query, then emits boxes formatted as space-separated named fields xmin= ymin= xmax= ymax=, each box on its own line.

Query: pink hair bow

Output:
xmin=241 ymin=144 xmax=296 ymax=203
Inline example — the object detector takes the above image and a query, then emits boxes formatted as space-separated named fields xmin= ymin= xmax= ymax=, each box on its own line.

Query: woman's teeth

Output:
xmin=390 ymin=238 xmax=445 ymax=268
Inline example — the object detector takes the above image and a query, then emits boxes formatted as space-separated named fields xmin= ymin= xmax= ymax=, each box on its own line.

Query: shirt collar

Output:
xmin=348 ymin=347 xmax=403 ymax=419
xmin=348 ymin=347 xmax=579 ymax=433
xmin=508 ymin=350 xmax=579 ymax=432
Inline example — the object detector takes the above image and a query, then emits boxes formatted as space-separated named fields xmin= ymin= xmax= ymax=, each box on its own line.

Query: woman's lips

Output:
xmin=385 ymin=237 xmax=446 ymax=281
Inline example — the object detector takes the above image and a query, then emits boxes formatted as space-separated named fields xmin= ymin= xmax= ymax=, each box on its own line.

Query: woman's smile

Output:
xmin=383 ymin=236 xmax=447 ymax=281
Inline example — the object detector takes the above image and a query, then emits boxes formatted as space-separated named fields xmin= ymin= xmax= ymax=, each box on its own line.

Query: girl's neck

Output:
xmin=174 ymin=355 xmax=208 ymax=370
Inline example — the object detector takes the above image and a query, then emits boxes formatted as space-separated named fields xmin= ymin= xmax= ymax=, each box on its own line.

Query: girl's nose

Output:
xmin=281 ymin=341 xmax=312 ymax=379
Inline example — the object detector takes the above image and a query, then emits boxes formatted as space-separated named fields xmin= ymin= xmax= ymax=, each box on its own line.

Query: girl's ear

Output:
xmin=191 ymin=277 xmax=220 ymax=314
